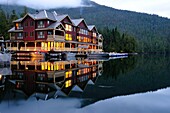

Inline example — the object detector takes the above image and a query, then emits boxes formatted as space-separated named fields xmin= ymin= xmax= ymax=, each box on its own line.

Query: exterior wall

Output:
xmin=22 ymin=16 xmax=35 ymax=41
xmin=61 ymin=17 xmax=76 ymax=41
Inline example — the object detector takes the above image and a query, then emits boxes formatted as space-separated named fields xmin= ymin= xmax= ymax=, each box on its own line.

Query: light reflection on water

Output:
xmin=0 ymin=55 xmax=170 ymax=113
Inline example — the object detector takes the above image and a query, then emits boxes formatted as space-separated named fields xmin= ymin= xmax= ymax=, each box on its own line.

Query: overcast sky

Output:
xmin=91 ymin=0 xmax=170 ymax=18
xmin=0 ymin=0 xmax=170 ymax=18
xmin=0 ymin=0 xmax=82 ymax=9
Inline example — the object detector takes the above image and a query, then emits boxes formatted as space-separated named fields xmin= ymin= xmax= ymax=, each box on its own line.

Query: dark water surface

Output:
xmin=0 ymin=55 xmax=170 ymax=113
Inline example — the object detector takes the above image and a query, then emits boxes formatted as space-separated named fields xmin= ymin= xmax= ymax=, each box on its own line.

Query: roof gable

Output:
xmin=72 ymin=19 xmax=88 ymax=29
xmin=13 ymin=13 xmax=35 ymax=23
xmin=47 ymin=22 xmax=65 ymax=30
xmin=57 ymin=15 xmax=73 ymax=25
xmin=88 ymin=25 xmax=98 ymax=33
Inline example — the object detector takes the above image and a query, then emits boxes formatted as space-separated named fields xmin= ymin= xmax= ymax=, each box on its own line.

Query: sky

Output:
xmin=0 ymin=0 xmax=170 ymax=18
xmin=0 ymin=0 xmax=82 ymax=9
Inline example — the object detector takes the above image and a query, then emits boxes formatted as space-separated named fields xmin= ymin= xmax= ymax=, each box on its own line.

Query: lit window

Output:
xmin=66 ymin=34 xmax=72 ymax=41
xmin=65 ymin=80 xmax=72 ymax=88
xmin=47 ymin=21 xmax=50 ymax=25
xmin=93 ymin=32 xmax=96 ymax=37
xmin=65 ymin=24 xmax=72 ymax=31
xmin=65 ymin=71 xmax=72 ymax=78
xmin=16 ymin=23 xmax=23 ymax=30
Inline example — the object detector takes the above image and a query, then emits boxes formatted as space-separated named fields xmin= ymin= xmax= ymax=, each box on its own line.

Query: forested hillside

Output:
xmin=0 ymin=0 xmax=170 ymax=53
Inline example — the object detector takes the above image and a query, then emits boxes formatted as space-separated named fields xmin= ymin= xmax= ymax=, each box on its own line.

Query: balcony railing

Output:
xmin=17 ymin=36 xmax=23 ymax=39
xmin=37 ymin=25 xmax=45 ymax=28
xmin=17 ymin=27 xmax=23 ymax=30
xmin=47 ymin=35 xmax=65 ymax=41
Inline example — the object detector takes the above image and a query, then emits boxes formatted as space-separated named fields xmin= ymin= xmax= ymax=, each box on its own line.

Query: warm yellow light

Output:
xmin=0 ymin=75 xmax=2 ymax=80
xmin=65 ymin=80 xmax=71 ymax=88
xmin=16 ymin=23 xmax=18 ymax=27
xmin=41 ymin=64 xmax=45 ymax=70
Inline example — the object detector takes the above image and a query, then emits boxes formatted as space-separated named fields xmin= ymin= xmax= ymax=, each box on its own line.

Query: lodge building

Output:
xmin=7 ymin=10 xmax=103 ymax=56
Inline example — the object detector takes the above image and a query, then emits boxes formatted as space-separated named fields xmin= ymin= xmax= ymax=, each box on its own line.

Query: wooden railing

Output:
xmin=47 ymin=35 xmax=65 ymax=41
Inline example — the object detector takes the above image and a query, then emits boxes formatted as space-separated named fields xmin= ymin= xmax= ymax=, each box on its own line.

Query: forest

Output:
xmin=0 ymin=0 xmax=170 ymax=53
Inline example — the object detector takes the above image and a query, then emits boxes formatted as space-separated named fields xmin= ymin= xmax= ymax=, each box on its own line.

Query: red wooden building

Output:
xmin=7 ymin=10 xmax=103 ymax=56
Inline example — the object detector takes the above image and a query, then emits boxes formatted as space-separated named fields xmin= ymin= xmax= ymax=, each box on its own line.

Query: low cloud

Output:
xmin=0 ymin=0 xmax=83 ymax=9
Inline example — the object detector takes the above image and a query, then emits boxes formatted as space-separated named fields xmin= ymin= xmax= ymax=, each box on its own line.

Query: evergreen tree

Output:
xmin=20 ymin=6 xmax=28 ymax=17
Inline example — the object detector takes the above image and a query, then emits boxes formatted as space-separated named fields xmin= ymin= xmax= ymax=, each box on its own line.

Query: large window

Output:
xmin=65 ymin=34 xmax=72 ymax=41
xmin=30 ymin=21 xmax=34 ymax=26
xmin=65 ymin=24 xmax=72 ymax=31
xmin=25 ymin=32 xmax=28 ymax=37
xmin=65 ymin=80 xmax=72 ymax=88
xmin=79 ymin=29 xmax=88 ymax=35
xmin=16 ymin=23 xmax=23 ymax=30
xmin=38 ymin=21 xmax=44 ymax=28
xmin=17 ymin=33 xmax=23 ymax=39
xmin=93 ymin=32 xmax=96 ymax=37
xmin=65 ymin=71 xmax=72 ymax=78
xmin=30 ymin=32 xmax=34 ymax=37
xmin=38 ymin=32 xmax=44 ymax=38
xmin=25 ymin=22 xmax=28 ymax=27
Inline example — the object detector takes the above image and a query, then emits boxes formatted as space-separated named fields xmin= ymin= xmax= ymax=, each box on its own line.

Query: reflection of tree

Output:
xmin=103 ymin=56 xmax=137 ymax=80
xmin=98 ymin=55 xmax=170 ymax=95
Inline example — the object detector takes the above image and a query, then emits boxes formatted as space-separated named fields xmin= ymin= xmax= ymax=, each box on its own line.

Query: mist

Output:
xmin=0 ymin=0 xmax=84 ymax=9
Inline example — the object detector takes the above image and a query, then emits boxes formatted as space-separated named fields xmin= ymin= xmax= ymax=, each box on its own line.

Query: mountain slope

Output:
xmin=0 ymin=1 xmax=170 ymax=52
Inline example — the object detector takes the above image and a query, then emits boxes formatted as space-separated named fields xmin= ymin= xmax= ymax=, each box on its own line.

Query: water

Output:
xmin=0 ymin=55 xmax=170 ymax=113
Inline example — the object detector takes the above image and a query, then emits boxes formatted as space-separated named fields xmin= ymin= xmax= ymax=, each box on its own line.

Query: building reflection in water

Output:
xmin=3 ymin=58 xmax=103 ymax=100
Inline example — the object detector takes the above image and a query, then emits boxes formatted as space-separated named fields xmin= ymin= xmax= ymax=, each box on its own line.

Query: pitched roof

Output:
xmin=34 ymin=10 xmax=56 ymax=21
xmin=8 ymin=27 xmax=15 ymax=32
xmin=13 ymin=10 xmax=57 ymax=23
xmin=56 ymin=14 xmax=68 ymax=21
xmin=47 ymin=22 xmax=65 ymax=29
xmin=72 ymin=19 xmax=84 ymax=26
xmin=88 ymin=25 xmax=98 ymax=33
xmin=88 ymin=25 xmax=95 ymax=31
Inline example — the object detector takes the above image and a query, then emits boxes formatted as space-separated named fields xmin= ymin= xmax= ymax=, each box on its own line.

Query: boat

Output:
xmin=109 ymin=52 xmax=128 ymax=57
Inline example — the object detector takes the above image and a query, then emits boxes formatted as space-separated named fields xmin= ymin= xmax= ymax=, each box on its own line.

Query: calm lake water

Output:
xmin=0 ymin=55 xmax=170 ymax=113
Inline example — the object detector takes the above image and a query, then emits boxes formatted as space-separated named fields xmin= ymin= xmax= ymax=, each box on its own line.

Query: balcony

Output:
xmin=18 ymin=27 xmax=23 ymax=30
xmin=37 ymin=25 xmax=45 ymax=28
xmin=17 ymin=36 xmax=23 ymax=39
xmin=47 ymin=35 xmax=65 ymax=41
